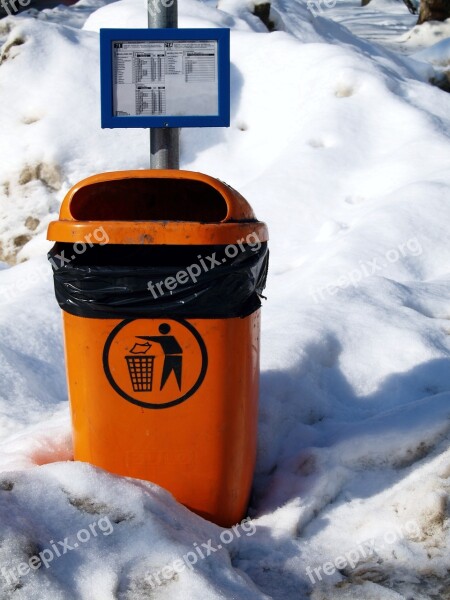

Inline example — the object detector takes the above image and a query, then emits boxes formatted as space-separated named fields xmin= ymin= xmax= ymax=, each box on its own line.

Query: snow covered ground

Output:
xmin=1 ymin=0 xmax=450 ymax=597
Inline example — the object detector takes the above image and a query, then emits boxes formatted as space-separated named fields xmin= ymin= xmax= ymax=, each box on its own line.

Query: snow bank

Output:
xmin=413 ymin=36 xmax=450 ymax=66
xmin=398 ymin=17 xmax=450 ymax=51
xmin=1 ymin=0 xmax=450 ymax=597
xmin=0 ymin=461 xmax=266 ymax=599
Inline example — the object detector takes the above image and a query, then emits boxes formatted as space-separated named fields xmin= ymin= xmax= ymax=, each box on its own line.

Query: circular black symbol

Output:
xmin=103 ymin=318 xmax=208 ymax=410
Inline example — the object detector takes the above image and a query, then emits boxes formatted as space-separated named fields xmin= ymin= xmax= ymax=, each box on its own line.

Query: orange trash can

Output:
xmin=47 ymin=170 xmax=268 ymax=527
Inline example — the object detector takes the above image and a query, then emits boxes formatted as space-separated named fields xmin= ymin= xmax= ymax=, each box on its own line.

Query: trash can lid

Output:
xmin=47 ymin=170 xmax=268 ymax=245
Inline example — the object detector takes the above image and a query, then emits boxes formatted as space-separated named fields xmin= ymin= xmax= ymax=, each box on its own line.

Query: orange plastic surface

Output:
xmin=47 ymin=170 xmax=268 ymax=245
xmin=62 ymin=312 xmax=260 ymax=527
xmin=49 ymin=169 xmax=268 ymax=526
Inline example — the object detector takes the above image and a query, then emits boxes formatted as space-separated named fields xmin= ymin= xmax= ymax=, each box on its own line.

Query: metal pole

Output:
xmin=148 ymin=0 xmax=179 ymax=169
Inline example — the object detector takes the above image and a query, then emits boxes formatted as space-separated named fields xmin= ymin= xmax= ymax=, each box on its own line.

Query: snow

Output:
xmin=398 ymin=16 xmax=450 ymax=52
xmin=1 ymin=0 xmax=450 ymax=598
xmin=413 ymin=35 xmax=450 ymax=66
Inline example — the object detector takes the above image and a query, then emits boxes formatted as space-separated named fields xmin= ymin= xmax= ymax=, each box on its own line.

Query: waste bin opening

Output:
xmin=69 ymin=178 xmax=229 ymax=223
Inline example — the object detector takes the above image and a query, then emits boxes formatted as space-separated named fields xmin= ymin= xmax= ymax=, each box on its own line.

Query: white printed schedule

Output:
xmin=112 ymin=40 xmax=219 ymax=118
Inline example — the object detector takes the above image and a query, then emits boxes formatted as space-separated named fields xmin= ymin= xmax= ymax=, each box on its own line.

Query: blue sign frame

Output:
xmin=100 ymin=28 xmax=230 ymax=128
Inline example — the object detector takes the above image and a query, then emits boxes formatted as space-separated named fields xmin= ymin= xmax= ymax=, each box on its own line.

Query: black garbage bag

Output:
xmin=48 ymin=243 xmax=268 ymax=319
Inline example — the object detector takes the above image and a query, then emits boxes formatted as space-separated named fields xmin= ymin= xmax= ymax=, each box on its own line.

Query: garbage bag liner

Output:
xmin=48 ymin=243 xmax=268 ymax=319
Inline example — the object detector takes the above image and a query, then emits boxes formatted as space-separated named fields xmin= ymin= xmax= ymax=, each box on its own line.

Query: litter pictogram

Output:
xmin=103 ymin=318 xmax=207 ymax=409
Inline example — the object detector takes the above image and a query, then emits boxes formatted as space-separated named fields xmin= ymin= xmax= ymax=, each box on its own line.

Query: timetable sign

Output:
xmin=100 ymin=28 xmax=230 ymax=128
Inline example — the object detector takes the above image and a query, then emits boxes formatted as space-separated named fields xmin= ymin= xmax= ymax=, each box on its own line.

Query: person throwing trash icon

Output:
xmin=137 ymin=323 xmax=182 ymax=391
